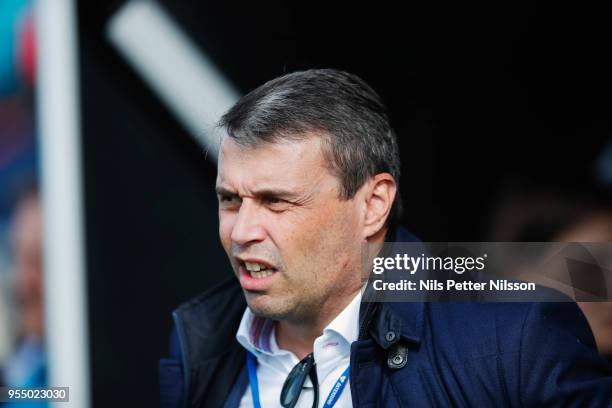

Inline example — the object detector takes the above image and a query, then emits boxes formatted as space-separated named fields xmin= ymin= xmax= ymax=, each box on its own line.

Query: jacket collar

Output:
xmin=358 ymin=224 xmax=425 ymax=349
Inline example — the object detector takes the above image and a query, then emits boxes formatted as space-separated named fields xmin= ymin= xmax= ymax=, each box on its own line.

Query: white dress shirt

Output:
xmin=236 ymin=292 xmax=361 ymax=408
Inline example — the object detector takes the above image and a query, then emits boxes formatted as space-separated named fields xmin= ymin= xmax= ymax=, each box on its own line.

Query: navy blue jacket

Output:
xmin=160 ymin=227 xmax=612 ymax=407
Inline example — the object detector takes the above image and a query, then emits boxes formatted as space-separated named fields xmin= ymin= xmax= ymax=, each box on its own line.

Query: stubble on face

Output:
xmin=217 ymin=135 xmax=365 ymax=325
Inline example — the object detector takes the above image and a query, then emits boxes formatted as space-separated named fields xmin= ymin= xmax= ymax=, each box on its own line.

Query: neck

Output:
xmin=275 ymin=287 xmax=361 ymax=360
xmin=275 ymin=227 xmax=390 ymax=360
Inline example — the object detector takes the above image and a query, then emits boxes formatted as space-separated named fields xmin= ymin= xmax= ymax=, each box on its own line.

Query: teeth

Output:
xmin=245 ymin=261 xmax=261 ymax=272
xmin=243 ymin=261 xmax=276 ymax=278
xmin=250 ymin=269 xmax=274 ymax=279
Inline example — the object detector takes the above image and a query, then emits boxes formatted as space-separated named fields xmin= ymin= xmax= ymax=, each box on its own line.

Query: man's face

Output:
xmin=216 ymin=135 xmax=365 ymax=323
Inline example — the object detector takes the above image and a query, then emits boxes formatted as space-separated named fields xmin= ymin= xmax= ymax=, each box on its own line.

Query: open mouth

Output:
xmin=237 ymin=257 xmax=279 ymax=279
xmin=237 ymin=259 xmax=279 ymax=291
xmin=244 ymin=261 xmax=277 ymax=278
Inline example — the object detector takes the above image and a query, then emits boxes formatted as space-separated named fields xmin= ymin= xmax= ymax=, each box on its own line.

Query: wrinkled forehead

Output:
xmin=216 ymin=135 xmax=330 ymax=190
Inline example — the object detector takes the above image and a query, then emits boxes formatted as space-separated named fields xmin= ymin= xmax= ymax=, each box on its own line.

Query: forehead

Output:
xmin=216 ymin=135 xmax=330 ymax=190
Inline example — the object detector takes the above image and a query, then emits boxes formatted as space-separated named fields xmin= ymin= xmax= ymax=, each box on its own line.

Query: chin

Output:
xmin=245 ymin=293 xmax=292 ymax=320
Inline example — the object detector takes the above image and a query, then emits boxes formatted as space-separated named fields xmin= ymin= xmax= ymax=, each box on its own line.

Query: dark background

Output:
xmin=77 ymin=0 xmax=612 ymax=405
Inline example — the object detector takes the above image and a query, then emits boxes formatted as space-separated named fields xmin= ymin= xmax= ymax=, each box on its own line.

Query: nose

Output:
xmin=230 ymin=198 xmax=267 ymax=246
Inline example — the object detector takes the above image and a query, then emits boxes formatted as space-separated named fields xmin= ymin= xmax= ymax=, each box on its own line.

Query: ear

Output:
xmin=362 ymin=173 xmax=397 ymax=239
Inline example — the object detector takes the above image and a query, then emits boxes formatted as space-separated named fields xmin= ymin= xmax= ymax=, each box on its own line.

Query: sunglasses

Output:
xmin=280 ymin=352 xmax=319 ymax=408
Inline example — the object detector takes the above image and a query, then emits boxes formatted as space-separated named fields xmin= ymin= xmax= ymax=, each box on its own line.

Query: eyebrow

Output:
xmin=215 ymin=185 xmax=301 ymax=200
xmin=215 ymin=186 xmax=236 ymax=196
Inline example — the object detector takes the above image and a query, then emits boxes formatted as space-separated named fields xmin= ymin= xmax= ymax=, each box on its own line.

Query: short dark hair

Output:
xmin=218 ymin=68 xmax=402 ymax=224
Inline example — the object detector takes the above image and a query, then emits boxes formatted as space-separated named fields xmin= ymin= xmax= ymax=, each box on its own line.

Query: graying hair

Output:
xmin=218 ymin=68 xmax=403 ymax=223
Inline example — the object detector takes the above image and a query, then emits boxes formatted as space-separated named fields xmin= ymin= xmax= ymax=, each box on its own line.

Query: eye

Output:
xmin=265 ymin=197 xmax=283 ymax=204
xmin=263 ymin=196 xmax=290 ymax=211
xmin=218 ymin=194 xmax=241 ymax=209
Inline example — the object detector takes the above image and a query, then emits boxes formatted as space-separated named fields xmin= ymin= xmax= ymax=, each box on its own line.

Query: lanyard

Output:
xmin=246 ymin=351 xmax=350 ymax=408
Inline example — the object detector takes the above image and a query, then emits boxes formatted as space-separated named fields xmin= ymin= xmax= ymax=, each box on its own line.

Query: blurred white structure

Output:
xmin=107 ymin=0 xmax=241 ymax=161
xmin=36 ymin=0 xmax=90 ymax=407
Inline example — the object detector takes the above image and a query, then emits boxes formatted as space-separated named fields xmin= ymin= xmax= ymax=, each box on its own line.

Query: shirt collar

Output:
xmin=322 ymin=290 xmax=361 ymax=346
xmin=236 ymin=310 xmax=276 ymax=356
xmin=236 ymin=290 xmax=362 ymax=357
